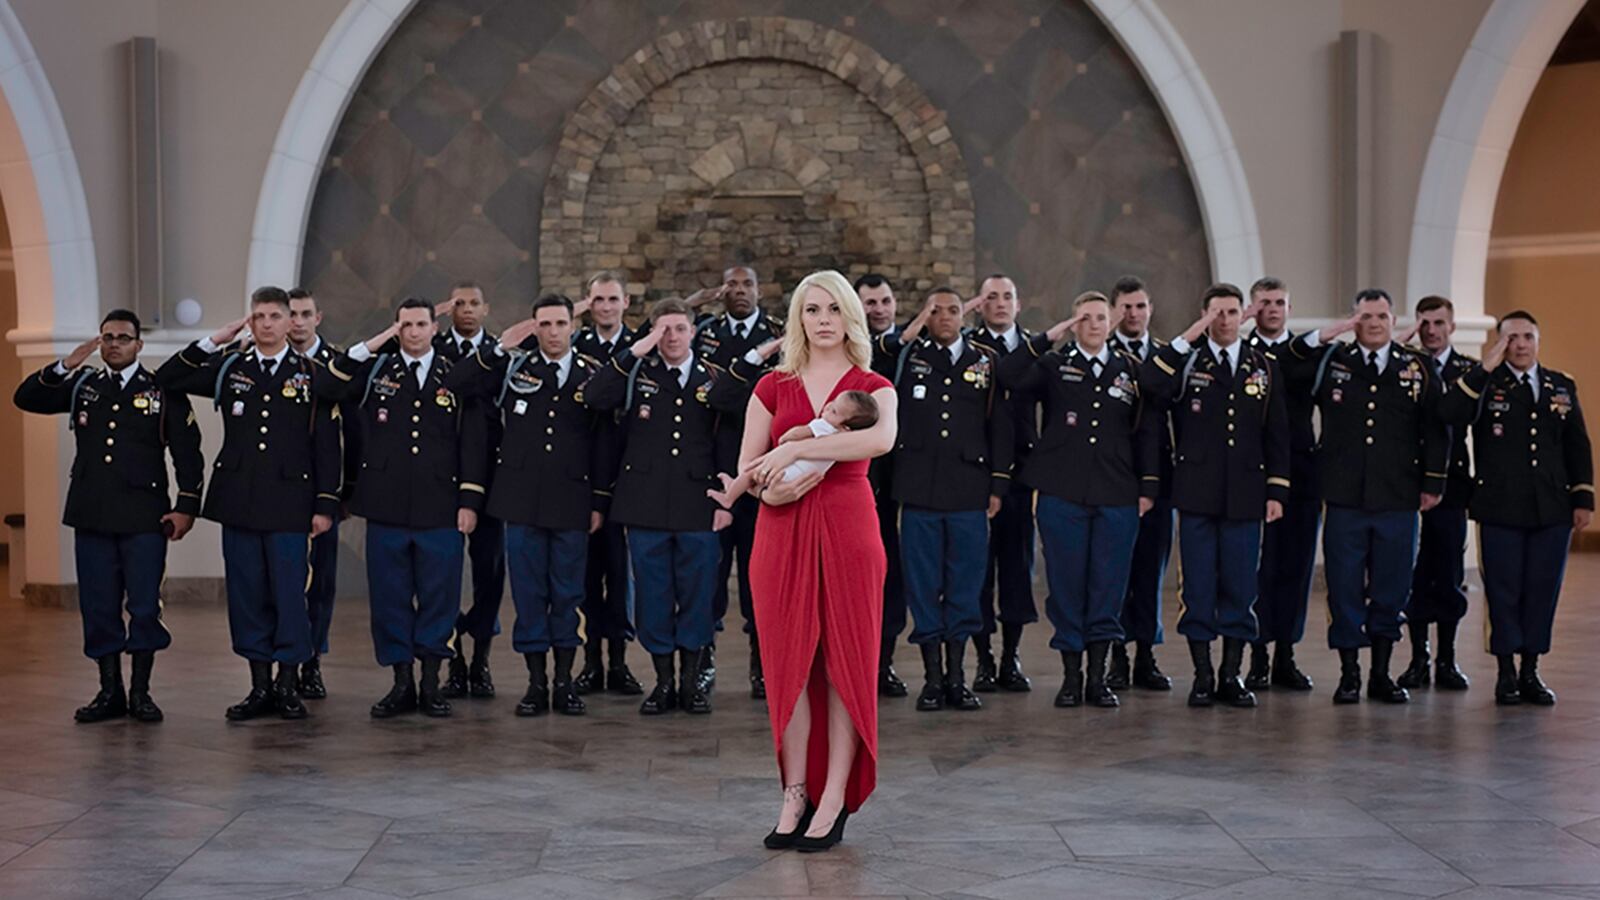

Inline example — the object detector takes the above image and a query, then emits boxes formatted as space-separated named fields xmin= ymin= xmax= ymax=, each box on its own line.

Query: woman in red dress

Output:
xmin=735 ymin=270 xmax=898 ymax=853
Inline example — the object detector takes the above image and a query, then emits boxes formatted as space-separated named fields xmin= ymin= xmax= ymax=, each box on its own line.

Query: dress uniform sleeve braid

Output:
xmin=707 ymin=359 xmax=757 ymax=412
xmin=455 ymin=394 xmax=489 ymax=512
xmin=1138 ymin=344 xmax=1185 ymax=407
xmin=310 ymin=384 xmax=342 ymax=519
xmin=1263 ymin=354 xmax=1292 ymax=503
xmin=155 ymin=342 xmax=226 ymax=398
xmin=164 ymin=389 xmax=206 ymax=516
xmin=1438 ymin=363 xmax=1489 ymax=425
xmin=1561 ymin=378 xmax=1595 ymax=510
xmin=1134 ymin=387 xmax=1164 ymax=499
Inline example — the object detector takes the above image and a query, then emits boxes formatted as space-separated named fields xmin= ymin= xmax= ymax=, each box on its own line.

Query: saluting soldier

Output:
xmin=1243 ymin=276 xmax=1318 ymax=691
xmin=433 ymin=280 xmax=504 ymax=700
xmin=450 ymin=294 xmax=616 ymax=717
xmin=1395 ymin=295 xmax=1477 ymax=691
xmin=587 ymin=297 xmax=733 ymax=716
xmin=967 ymin=274 xmax=1040 ymax=695
xmin=157 ymin=287 xmax=341 ymax=720
xmin=320 ymin=298 xmax=485 ymax=718
xmin=285 ymin=287 xmax=360 ymax=700
xmin=1439 ymin=312 xmax=1592 ymax=705
xmin=1107 ymin=276 xmax=1176 ymax=692
xmin=886 ymin=288 xmax=1013 ymax=712
xmin=856 ymin=274 xmax=909 ymax=696
xmin=13 ymin=310 xmax=203 ymax=723
xmin=998 ymin=292 xmax=1160 ymax=709
xmin=1288 ymin=289 xmax=1449 ymax=705
xmin=1141 ymin=285 xmax=1290 ymax=709
xmin=570 ymin=271 xmax=643 ymax=697
xmin=691 ymin=265 xmax=783 ymax=697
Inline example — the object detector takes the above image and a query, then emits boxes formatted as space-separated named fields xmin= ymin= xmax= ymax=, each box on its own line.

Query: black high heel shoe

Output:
xmin=763 ymin=801 xmax=815 ymax=850
xmin=794 ymin=808 xmax=850 ymax=853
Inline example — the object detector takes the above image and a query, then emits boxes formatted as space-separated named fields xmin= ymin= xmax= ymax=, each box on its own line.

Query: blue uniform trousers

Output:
xmin=628 ymin=528 xmax=718 ymax=655
xmin=366 ymin=523 xmax=462 ymax=666
xmin=74 ymin=530 xmax=170 ymax=660
xmin=507 ymin=524 xmax=588 ymax=653
xmin=582 ymin=519 xmax=633 ymax=642
xmin=1120 ymin=498 xmax=1173 ymax=645
xmin=899 ymin=506 xmax=987 ymax=645
xmin=1323 ymin=505 xmax=1417 ymax=649
xmin=221 ymin=526 xmax=313 ymax=664
xmin=306 ymin=520 xmax=339 ymax=655
xmin=1035 ymin=496 xmax=1138 ymax=653
xmin=1479 ymin=522 xmax=1571 ymax=656
xmin=1409 ymin=506 xmax=1469 ymax=625
xmin=1176 ymin=514 xmax=1262 ymax=642
xmin=979 ymin=488 xmax=1039 ymax=634
xmin=1255 ymin=495 xmax=1321 ymax=643
xmin=455 ymin=512 xmax=506 ymax=642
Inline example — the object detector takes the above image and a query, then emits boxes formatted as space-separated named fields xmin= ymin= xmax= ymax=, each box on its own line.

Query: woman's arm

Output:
xmin=748 ymin=386 xmax=898 ymax=481
xmin=736 ymin=390 xmax=776 ymax=474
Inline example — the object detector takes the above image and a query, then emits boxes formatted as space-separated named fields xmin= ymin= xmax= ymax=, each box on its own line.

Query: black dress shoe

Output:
xmin=608 ymin=664 xmax=643 ymax=695
xmin=971 ymin=647 xmax=998 ymax=694
xmin=878 ymin=664 xmax=909 ymax=698
xmin=1187 ymin=641 xmax=1214 ymax=708
xmin=1244 ymin=643 xmax=1271 ymax=691
xmin=1270 ymin=649 xmax=1315 ymax=691
xmin=274 ymin=664 xmax=308 ymax=720
xmin=1132 ymin=644 xmax=1173 ymax=691
xmin=442 ymin=652 xmax=469 ymax=699
xmin=1396 ymin=656 xmax=1431 ymax=689
xmin=419 ymin=657 xmax=452 ymax=717
xmin=794 ymin=809 xmax=850 ymax=853
xmin=996 ymin=652 xmax=1032 ymax=692
xmin=749 ymin=636 xmax=766 ymax=700
xmin=1519 ymin=655 xmax=1556 ymax=706
xmin=1495 ymin=672 xmax=1523 ymax=706
xmin=641 ymin=653 xmax=677 ymax=716
xmin=574 ymin=642 xmax=603 ymax=695
xmin=371 ymin=665 xmax=419 ymax=719
xmin=1106 ymin=642 xmax=1131 ymax=690
xmin=468 ymin=645 xmax=495 ymax=698
xmin=127 ymin=651 xmax=163 ymax=723
xmin=764 ymin=802 xmax=816 ymax=850
xmin=1055 ymin=650 xmax=1083 ymax=708
xmin=916 ymin=643 xmax=944 ymax=711
xmin=680 ymin=648 xmax=712 ymax=714
xmin=76 ymin=653 xmax=127 ymax=724
xmin=943 ymin=640 xmax=982 ymax=710
xmin=1434 ymin=661 xmax=1470 ymax=690
xmin=226 ymin=660 xmax=277 ymax=721
xmin=552 ymin=647 xmax=586 ymax=716
xmin=298 ymin=656 xmax=328 ymax=700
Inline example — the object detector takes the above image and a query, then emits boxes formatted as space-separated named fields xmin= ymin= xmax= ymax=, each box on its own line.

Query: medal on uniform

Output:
xmin=963 ymin=370 xmax=977 ymax=383
xmin=231 ymin=400 xmax=245 ymax=417
xmin=377 ymin=408 xmax=388 ymax=423
xmin=696 ymin=384 xmax=709 ymax=403
xmin=133 ymin=396 xmax=149 ymax=408
xmin=1066 ymin=411 xmax=1078 ymax=426
xmin=912 ymin=385 xmax=926 ymax=400
xmin=1493 ymin=423 xmax=1504 ymax=437
xmin=513 ymin=399 xmax=528 ymax=416
xmin=77 ymin=411 xmax=88 ymax=427
xmin=1191 ymin=398 xmax=1201 ymax=413
xmin=1108 ymin=386 xmax=1122 ymax=399
xmin=1331 ymin=388 xmax=1342 ymax=403
xmin=435 ymin=387 xmax=451 ymax=407
xmin=638 ymin=404 xmax=651 ymax=420
xmin=1244 ymin=384 xmax=1259 ymax=396
xmin=282 ymin=385 xmax=297 ymax=398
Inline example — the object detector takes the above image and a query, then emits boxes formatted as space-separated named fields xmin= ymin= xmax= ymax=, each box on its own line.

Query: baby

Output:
xmin=709 ymin=389 xmax=879 ymax=508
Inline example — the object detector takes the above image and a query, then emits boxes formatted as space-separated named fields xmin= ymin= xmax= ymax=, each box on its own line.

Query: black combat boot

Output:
xmin=516 ymin=652 xmax=550 ymax=717
xmin=1494 ymin=654 xmax=1521 ymax=705
xmin=76 ymin=653 xmax=127 ymax=723
xmin=1084 ymin=642 xmax=1119 ymax=708
xmin=1367 ymin=638 xmax=1409 ymax=704
xmin=1434 ymin=620 xmax=1470 ymax=690
xmin=607 ymin=637 xmax=643 ymax=695
xmin=1106 ymin=642 xmax=1131 ymax=690
xmin=996 ymin=622 xmax=1031 ymax=692
xmin=298 ymin=655 xmax=328 ymax=699
xmin=1187 ymin=640 xmax=1215 ymax=708
xmin=1396 ymin=624 xmax=1431 ymax=689
xmin=970 ymin=634 xmax=998 ymax=693
xmin=467 ymin=638 xmax=494 ymax=698
xmin=943 ymin=639 xmax=982 ymax=710
xmin=1271 ymin=640 xmax=1314 ymax=690
xmin=1244 ymin=641 xmax=1271 ymax=691
xmin=370 ymin=663 xmax=418 ymax=718
xmin=552 ymin=646 xmax=586 ymax=716
xmin=274 ymin=662 xmax=308 ymax=719
xmin=1216 ymin=637 xmax=1258 ymax=708
xmin=680 ymin=647 xmax=712 ymax=714
xmin=1132 ymin=640 xmax=1173 ymax=690
xmin=573 ymin=640 xmax=604 ymax=695
xmin=640 ymin=653 xmax=677 ymax=715
xmin=225 ymin=660 xmax=276 ymax=721
xmin=419 ymin=657 xmax=452 ymax=717
xmin=1519 ymin=652 xmax=1556 ymax=706
xmin=916 ymin=643 xmax=945 ymax=712
xmin=1333 ymin=648 xmax=1362 ymax=704
xmin=127 ymin=651 xmax=163 ymax=722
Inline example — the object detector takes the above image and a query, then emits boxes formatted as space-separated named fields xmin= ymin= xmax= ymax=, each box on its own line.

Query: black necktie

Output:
xmin=459 ymin=339 xmax=472 ymax=358
xmin=1218 ymin=348 xmax=1231 ymax=376
xmin=734 ymin=322 xmax=747 ymax=340
xmin=1129 ymin=338 xmax=1143 ymax=358
xmin=1365 ymin=350 xmax=1379 ymax=378
xmin=408 ymin=360 xmax=421 ymax=386
xmin=544 ymin=359 xmax=561 ymax=387
xmin=262 ymin=358 xmax=277 ymax=379
xmin=1519 ymin=371 xmax=1532 ymax=399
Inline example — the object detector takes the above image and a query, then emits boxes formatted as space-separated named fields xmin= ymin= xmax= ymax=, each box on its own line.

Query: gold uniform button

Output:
xmin=1227 ymin=408 xmax=1234 ymax=417
xmin=1530 ymin=427 xmax=1538 ymax=436
xmin=546 ymin=444 xmax=554 ymax=452
xmin=260 ymin=426 xmax=268 ymax=434
xmin=1530 ymin=443 xmax=1538 ymax=451
xmin=1226 ymin=423 xmax=1234 ymax=432
xmin=675 ymin=398 xmax=684 ymax=407
xmin=1532 ymin=459 xmax=1540 ymax=467
xmin=1369 ymin=384 xmax=1378 ymax=393
xmin=1367 ymin=402 xmax=1376 ymax=411
xmin=105 ymin=437 xmax=115 ymax=446
xmin=671 ymin=448 xmax=680 ymax=456
xmin=411 ymin=414 xmax=420 ymax=423
xmin=1365 ymin=436 xmax=1374 ymax=445
xmin=108 ymin=421 xmax=117 ymax=430
xmin=673 ymin=415 xmax=682 ymax=423
xmin=103 ymin=455 xmax=113 ymax=464
xmin=941 ymin=394 xmax=950 ymax=402
xmin=548 ymin=410 xmax=556 ymax=418
xmin=258 ymin=442 xmax=267 ymax=451
xmin=1091 ymin=420 xmax=1099 ymax=428
xmin=1089 ymin=436 xmax=1098 ymax=445
xmin=411 ymin=446 xmax=419 ymax=455
xmin=1228 ymin=438 xmax=1236 ymax=447
xmin=940 ymin=429 xmax=949 ymax=438
xmin=546 ymin=427 xmax=555 ymax=435
xmin=944 ymin=377 xmax=952 ymax=386
xmin=672 ymin=431 xmax=681 ymax=439
xmin=111 ymin=404 xmax=120 ymax=412
xmin=941 ymin=412 xmax=950 ymax=420
xmin=1531 ymin=411 xmax=1538 ymax=420
xmin=411 ymin=430 xmax=420 ymax=438
xmin=1092 ymin=401 xmax=1101 ymax=409
xmin=414 ymin=400 xmax=422 ymax=408
xmin=1365 ymin=419 xmax=1374 ymax=427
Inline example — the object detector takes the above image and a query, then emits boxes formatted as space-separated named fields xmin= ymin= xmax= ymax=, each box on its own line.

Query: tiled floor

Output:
xmin=4 ymin=559 xmax=1600 ymax=899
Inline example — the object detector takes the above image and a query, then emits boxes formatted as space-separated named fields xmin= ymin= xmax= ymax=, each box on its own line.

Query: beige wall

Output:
xmin=1486 ymin=60 xmax=1600 ymax=528
xmin=0 ymin=198 xmax=22 ymax=532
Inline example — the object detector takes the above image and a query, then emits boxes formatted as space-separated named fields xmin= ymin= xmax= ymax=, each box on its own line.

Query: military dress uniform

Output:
xmin=295 ymin=336 xmax=362 ymax=700
xmin=692 ymin=309 xmax=783 ymax=693
xmin=14 ymin=359 xmax=204 ymax=722
xmin=449 ymin=343 xmax=616 ymax=717
xmin=888 ymin=335 xmax=1014 ymax=712
xmin=322 ymin=343 xmax=485 ymax=717
xmin=158 ymin=339 xmax=341 ymax=720
xmin=1440 ymin=362 xmax=1592 ymax=705
xmin=434 ymin=328 xmax=505 ymax=698
xmin=967 ymin=325 xmax=1040 ymax=694
xmin=571 ymin=323 xmax=642 ymax=696
xmin=1142 ymin=337 xmax=1290 ymax=708
xmin=1109 ymin=330 xmax=1176 ymax=691
xmin=869 ymin=325 xmax=908 ymax=696
xmin=1400 ymin=346 xmax=1478 ymax=690
xmin=997 ymin=336 xmax=1159 ymax=708
xmin=586 ymin=350 xmax=727 ymax=715
xmin=1244 ymin=329 xmax=1320 ymax=691
xmin=1289 ymin=333 xmax=1448 ymax=704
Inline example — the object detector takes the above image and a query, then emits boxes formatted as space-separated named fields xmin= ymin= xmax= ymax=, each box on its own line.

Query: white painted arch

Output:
xmin=1406 ymin=0 xmax=1585 ymax=323
xmin=250 ymin=0 xmax=1264 ymax=292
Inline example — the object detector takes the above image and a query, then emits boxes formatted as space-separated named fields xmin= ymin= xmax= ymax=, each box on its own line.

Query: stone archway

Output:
xmin=537 ymin=18 xmax=976 ymax=304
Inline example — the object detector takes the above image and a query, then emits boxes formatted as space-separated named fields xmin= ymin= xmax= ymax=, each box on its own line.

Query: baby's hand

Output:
xmin=778 ymin=424 xmax=814 ymax=444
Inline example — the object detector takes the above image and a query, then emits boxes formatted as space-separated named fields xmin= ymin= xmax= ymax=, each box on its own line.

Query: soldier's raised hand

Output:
xmin=63 ymin=335 xmax=101 ymax=370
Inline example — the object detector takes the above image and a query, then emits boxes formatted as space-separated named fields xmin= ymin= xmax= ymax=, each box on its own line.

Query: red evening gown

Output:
xmin=750 ymin=366 xmax=891 ymax=813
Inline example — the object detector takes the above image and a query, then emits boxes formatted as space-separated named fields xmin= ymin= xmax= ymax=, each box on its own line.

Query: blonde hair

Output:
xmin=776 ymin=270 xmax=873 ymax=375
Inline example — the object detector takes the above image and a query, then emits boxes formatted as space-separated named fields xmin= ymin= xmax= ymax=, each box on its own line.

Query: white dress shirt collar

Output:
xmin=987 ymin=324 xmax=1019 ymax=352
xmin=399 ymin=347 xmax=435 ymax=388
